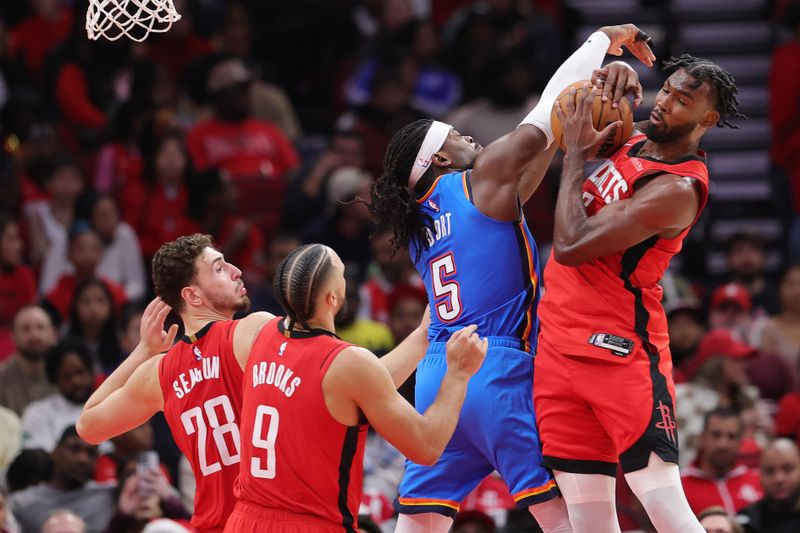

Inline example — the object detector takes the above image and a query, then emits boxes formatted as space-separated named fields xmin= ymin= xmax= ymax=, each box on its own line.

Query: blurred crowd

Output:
xmin=0 ymin=0 xmax=799 ymax=532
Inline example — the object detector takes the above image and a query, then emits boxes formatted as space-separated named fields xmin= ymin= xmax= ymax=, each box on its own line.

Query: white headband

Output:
xmin=408 ymin=121 xmax=452 ymax=188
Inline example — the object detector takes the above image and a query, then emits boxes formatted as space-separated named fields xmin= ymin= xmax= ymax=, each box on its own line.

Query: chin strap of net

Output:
xmin=86 ymin=0 xmax=181 ymax=42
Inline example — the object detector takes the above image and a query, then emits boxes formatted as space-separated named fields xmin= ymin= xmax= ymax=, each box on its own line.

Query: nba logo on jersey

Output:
xmin=428 ymin=199 xmax=440 ymax=212
xmin=193 ymin=346 xmax=203 ymax=360
xmin=278 ymin=342 xmax=287 ymax=357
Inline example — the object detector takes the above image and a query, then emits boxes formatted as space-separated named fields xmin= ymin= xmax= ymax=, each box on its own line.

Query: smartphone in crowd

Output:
xmin=136 ymin=451 xmax=160 ymax=497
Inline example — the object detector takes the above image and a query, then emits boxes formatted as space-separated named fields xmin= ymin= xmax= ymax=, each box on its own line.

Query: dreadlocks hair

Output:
xmin=273 ymin=244 xmax=336 ymax=332
xmin=367 ymin=119 xmax=436 ymax=262
xmin=662 ymin=54 xmax=745 ymax=129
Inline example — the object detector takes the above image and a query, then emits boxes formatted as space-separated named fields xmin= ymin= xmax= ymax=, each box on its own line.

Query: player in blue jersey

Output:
xmin=368 ymin=24 xmax=655 ymax=533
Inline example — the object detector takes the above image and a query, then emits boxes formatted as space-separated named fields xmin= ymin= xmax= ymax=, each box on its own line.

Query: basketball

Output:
xmin=550 ymin=80 xmax=634 ymax=158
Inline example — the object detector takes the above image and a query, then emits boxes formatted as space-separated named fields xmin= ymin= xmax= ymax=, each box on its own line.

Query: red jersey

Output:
xmin=186 ymin=118 xmax=299 ymax=180
xmin=681 ymin=463 xmax=762 ymax=514
xmin=45 ymin=275 xmax=128 ymax=322
xmin=158 ymin=320 xmax=244 ymax=530
xmin=235 ymin=318 xmax=368 ymax=530
xmin=540 ymin=134 xmax=709 ymax=360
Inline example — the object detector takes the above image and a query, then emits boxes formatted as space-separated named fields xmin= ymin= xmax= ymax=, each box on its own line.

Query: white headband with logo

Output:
xmin=408 ymin=121 xmax=452 ymax=188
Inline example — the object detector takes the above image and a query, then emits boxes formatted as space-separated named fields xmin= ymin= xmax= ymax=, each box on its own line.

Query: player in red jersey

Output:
xmin=226 ymin=243 xmax=488 ymax=533
xmin=77 ymin=235 xmax=434 ymax=532
xmin=77 ymin=234 xmax=272 ymax=532
xmin=535 ymin=56 xmax=744 ymax=532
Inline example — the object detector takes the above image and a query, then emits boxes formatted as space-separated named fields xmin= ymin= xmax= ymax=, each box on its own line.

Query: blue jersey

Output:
xmin=410 ymin=170 xmax=541 ymax=352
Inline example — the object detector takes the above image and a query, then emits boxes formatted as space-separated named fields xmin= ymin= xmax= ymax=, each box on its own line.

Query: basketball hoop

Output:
xmin=86 ymin=0 xmax=181 ymax=42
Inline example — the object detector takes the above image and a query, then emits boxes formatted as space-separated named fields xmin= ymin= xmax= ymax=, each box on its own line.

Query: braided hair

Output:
xmin=662 ymin=54 xmax=744 ymax=129
xmin=273 ymin=244 xmax=335 ymax=332
xmin=367 ymin=119 xmax=436 ymax=261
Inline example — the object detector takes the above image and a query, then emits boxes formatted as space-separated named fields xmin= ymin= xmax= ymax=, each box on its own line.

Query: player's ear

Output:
xmin=328 ymin=288 xmax=339 ymax=307
xmin=432 ymin=151 xmax=451 ymax=168
xmin=181 ymin=286 xmax=202 ymax=308
xmin=700 ymin=109 xmax=720 ymax=129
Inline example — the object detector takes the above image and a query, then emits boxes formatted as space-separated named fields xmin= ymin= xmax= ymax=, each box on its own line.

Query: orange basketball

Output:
xmin=550 ymin=80 xmax=634 ymax=158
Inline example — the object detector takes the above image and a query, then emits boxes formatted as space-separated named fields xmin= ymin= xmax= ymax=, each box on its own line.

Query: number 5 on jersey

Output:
xmin=431 ymin=253 xmax=462 ymax=322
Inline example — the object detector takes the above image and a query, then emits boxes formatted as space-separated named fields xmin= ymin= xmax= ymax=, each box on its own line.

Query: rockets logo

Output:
xmin=655 ymin=401 xmax=677 ymax=444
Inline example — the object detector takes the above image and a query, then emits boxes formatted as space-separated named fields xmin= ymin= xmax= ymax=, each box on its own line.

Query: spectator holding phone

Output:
xmin=103 ymin=453 xmax=190 ymax=533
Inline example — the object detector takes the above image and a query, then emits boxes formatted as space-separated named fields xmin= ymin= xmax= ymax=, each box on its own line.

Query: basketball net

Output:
xmin=86 ymin=0 xmax=181 ymax=42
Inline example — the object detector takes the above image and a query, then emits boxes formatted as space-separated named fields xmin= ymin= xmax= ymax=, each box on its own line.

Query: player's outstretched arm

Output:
xmin=378 ymin=305 xmax=430 ymax=388
xmin=324 ymin=325 xmax=486 ymax=466
xmin=77 ymin=298 xmax=178 ymax=443
xmin=551 ymin=88 xmax=700 ymax=265
xmin=469 ymin=24 xmax=653 ymax=220
xmin=77 ymin=355 xmax=165 ymax=444
xmin=232 ymin=311 xmax=276 ymax=370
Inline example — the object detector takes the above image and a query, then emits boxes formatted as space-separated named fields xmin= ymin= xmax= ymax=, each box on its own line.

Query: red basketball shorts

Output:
xmin=223 ymin=502 xmax=351 ymax=533
xmin=533 ymin=337 xmax=679 ymax=476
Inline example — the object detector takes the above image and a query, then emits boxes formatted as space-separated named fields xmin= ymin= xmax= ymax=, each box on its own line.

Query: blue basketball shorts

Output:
xmin=394 ymin=337 xmax=558 ymax=517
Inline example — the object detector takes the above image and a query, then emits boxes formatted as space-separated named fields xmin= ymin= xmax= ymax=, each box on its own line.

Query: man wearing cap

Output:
xmin=705 ymin=284 xmax=796 ymax=402
xmin=710 ymin=282 xmax=754 ymax=342
xmin=369 ymin=22 xmax=655 ymax=533
xmin=675 ymin=329 xmax=774 ymax=469
xmin=680 ymin=407 xmax=763 ymax=515
xmin=185 ymin=56 xmax=299 ymax=183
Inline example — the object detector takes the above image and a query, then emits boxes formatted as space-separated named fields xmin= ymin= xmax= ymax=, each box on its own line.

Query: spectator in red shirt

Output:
xmin=44 ymin=224 xmax=127 ymax=325
xmin=123 ymin=133 xmax=199 ymax=259
xmin=771 ymin=2 xmax=800 ymax=260
xmin=8 ymin=0 xmax=73 ymax=78
xmin=388 ymin=285 xmax=428 ymax=346
xmin=93 ymin=102 xmax=145 ymax=202
xmin=387 ymin=285 xmax=428 ymax=391
xmin=775 ymin=355 xmax=800 ymax=446
xmin=776 ymin=389 xmax=800 ymax=446
xmin=0 ymin=215 xmax=37 ymax=359
xmin=681 ymin=408 xmax=763 ymax=515
xmin=53 ymin=28 xmax=109 ymax=131
xmin=185 ymin=56 xmax=299 ymax=182
xmin=214 ymin=3 xmax=302 ymax=141
xmin=360 ymin=228 xmax=424 ymax=323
